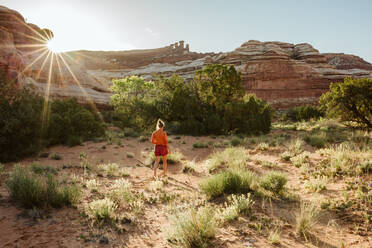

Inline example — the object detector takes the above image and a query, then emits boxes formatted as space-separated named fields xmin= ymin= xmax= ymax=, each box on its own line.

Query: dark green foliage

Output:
xmin=283 ymin=105 xmax=324 ymax=122
xmin=47 ymin=98 xmax=104 ymax=146
xmin=110 ymin=65 xmax=272 ymax=135
xmin=0 ymin=71 xmax=104 ymax=162
xmin=230 ymin=136 xmax=243 ymax=146
xmin=30 ymin=163 xmax=58 ymax=175
xmin=320 ymin=77 xmax=372 ymax=129
xmin=193 ymin=143 xmax=208 ymax=148
xmin=6 ymin=165 xmax=80 ymax=208
xmin=194 ymin=64 xmax=244 ymax=110
xmin=0 ymin=75 xmax=44 ymax=162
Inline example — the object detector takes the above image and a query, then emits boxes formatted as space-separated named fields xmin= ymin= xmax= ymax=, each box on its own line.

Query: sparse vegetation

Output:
xmin=192 ymin=142 xmax=208 ymax=149
xmin=206 ymin=147 xmax=249 ymax=173
xmin=296 ymin=202 xmax=320 ymax=240
xmin=85 ymin=198 xmax=117 ymax=225
xmin=30 ymin=163 xmax=58 ymax=175
xmin=304 ymin=176 xmax=327 ymax=193
xmin=168 ymin=206 xmax=216 ymax=248
xmin=268 ymin=229 xmax=281 ymax=245
xmin=200 ymin=169 xmax=257 ymax=199
xmin=259 ymin=171 xmax=287 ymax=196
xmin=6 ymin=165 xmax=80 ymax=208
xmin=98 ymin=163 xmax=120 ymax=177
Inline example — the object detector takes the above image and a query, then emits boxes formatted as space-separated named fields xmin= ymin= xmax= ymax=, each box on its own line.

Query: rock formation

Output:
xmin=1 ymin=5 xmax=372 ymax=108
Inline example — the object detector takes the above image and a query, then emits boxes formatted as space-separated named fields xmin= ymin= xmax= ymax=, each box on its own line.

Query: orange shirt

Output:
xmin=151 ymin=130 xmax=168 ymax=146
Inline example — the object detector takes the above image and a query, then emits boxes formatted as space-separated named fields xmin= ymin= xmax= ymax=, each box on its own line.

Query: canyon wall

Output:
xmin=1 ymin=5 xmax=372 ymax=109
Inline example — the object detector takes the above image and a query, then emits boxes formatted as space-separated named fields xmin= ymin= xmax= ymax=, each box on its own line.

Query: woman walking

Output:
xmin=151 ymin=119 xmax=169 ymax=178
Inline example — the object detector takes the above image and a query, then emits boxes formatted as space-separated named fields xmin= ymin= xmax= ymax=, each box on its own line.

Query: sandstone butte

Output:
xmin=1 ymin=5 xmax=372 ymax=109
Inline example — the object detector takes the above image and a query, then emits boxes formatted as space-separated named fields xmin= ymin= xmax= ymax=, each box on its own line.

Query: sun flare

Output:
xmin=47 ymin=38 xmax=67 ymax=53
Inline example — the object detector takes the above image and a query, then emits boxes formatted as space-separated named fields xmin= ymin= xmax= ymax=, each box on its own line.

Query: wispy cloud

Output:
xmin=144 ymin=27 xmax=160 ymax=39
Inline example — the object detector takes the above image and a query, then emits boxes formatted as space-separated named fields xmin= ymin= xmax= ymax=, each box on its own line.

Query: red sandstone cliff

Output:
xmin=1 ymin=5 xmax=371 ymax=109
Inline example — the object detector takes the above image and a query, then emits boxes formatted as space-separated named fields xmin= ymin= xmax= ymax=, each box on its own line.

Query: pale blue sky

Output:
xmin=1 ymin=0 xmax=371 ymax=62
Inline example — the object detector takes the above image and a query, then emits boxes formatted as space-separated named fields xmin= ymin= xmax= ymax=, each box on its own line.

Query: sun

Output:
xmin=47 ymin=38 xmax=67 ymax=53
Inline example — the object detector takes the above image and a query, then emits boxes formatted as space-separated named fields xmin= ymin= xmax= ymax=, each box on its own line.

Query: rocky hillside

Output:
xmin=1 ymin=5 xmax=372 ymax=108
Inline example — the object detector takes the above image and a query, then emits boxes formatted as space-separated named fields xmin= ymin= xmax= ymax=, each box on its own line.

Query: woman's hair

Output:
xmin=157 ymin=119 xmax=164 ymax=129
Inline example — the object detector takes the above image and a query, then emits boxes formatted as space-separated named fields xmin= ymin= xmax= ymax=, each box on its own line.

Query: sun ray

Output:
xmin=36 ymin=51 xmax=52 ymax=80
xmin=14 ymin=44 xmax=47 ymax=48
xmin=23 ymin=46 xmax=49 ymax=57
xmin=20 ymin=48 xmax=49 ymax=75
xmin=57 ymin=53 xmax=103 ymax=121
xmin=54 ymin=54 xmax=65 ymax=87
xmin=41 ymin=53 xmax=54 ymax=134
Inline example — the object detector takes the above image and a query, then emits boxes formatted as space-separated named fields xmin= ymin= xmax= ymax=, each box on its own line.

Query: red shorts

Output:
xmin=154 ymin=145 xmax=168 ymax=156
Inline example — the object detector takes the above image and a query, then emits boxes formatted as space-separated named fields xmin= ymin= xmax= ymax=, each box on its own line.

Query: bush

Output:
xmin=47 ymin=98 xmax=104 ymax=146
xmin=168 ymin=206 xmax=216 ymax=248
xmin=30 ymin=163 xmax=58 ymax=175
xmin=126 ymin=152 xmax=134 ymax=158
xmin=259 ymin=171 xmax=287 ymax=195
xmin=283 ymin=105 xmax=324 ymax=122
xmin=200 ymin=169 xmax=257 ymax=199
xmin=192 ymin=142 xmax=208 ymax=149
xmin=0 ymin=81 xmax=44 ymax=162
xmin=6 ymin=165 xmax=80 ymax=208
xmin=85 ymin=198 xmax=117 ymax=224
xmin=230 ymin=136 xmax=243 ymax=147
xmin=110 ymin=65 xmax=272 ymax=136
xmin=320 ymin=77 xmax=372 ymax=129
xmin=304 ymin=132 xmax=327 ymax=148
xmin=0 ymin=72 xmax=105 ymax=162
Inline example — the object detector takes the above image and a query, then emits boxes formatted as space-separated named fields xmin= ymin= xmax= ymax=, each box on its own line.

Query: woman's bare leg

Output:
xmin=153 ymin=156 xmax=161 ymax=178
xmin=162 ymin=155 xmax=167 ymax=176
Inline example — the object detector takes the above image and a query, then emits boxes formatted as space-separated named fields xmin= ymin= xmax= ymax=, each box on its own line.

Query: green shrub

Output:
xmin=30 ymin=163 xmax=58 ymax=175
xmin=0 ymin=80 xmax=44 ymax=162
xmin=304 ymin=132 xmax=327 ymax=148
xmin=283 ymin=105 xmax=324 ymax=122
xmin=110 ymin=66 xmax=272 ymax=136
xmin=259 ymin=171 xmax=287 ymax=195
xmin=168 ymin=206 xmax=216 ymax=248
xmin=126 ymin=152 xmax=134 ymax=158
xmin=200 ymin=169 xmax=257 ymax=199
xmin=280 ymin=151 xmax=291 ymax=161
xmin=320 ymin=77 xmax=372 ymax=129
xmin=230 ymin=136 xmax=243 ymax=147
xmin=47 ymin=98 xmax=104 ymax=146
xmin=207 ymin=147 xmax=249 ymax=173
xmin=193 ymin=142 xmax=208 ymax=149
xmin=6 ymin=165 xmax=80 ymax=208
xmin=50 ymin=153 xmax=62 ymax=160
xmin=0 ymin=73 xmax=105 ymax=162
